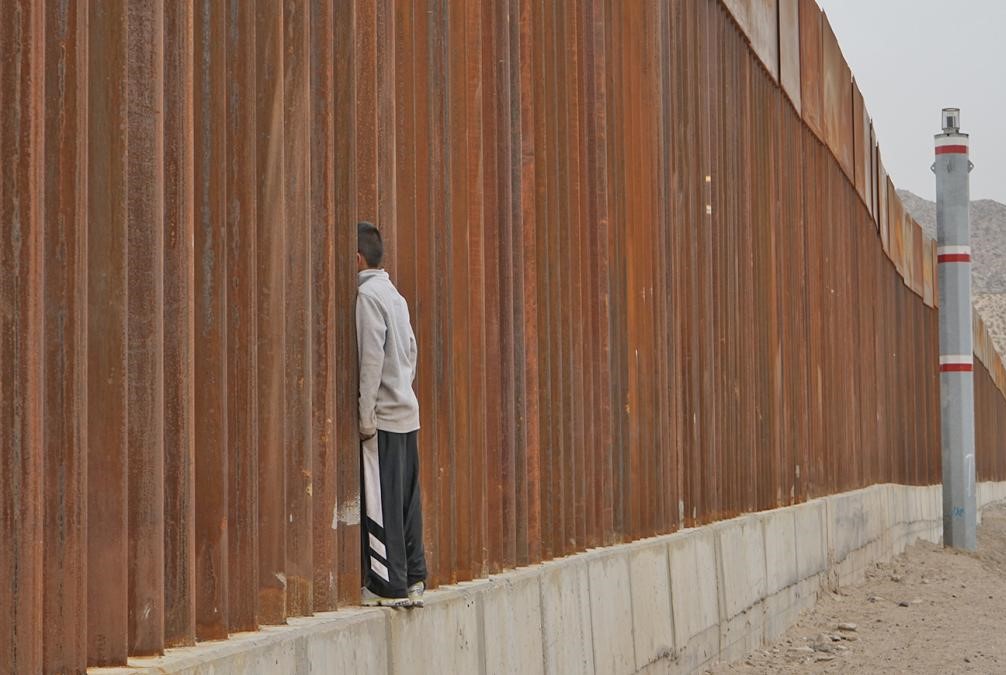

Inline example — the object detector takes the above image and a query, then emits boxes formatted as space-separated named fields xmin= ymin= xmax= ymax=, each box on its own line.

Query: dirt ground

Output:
xmin=710 ymin=504 xmax=1006 ymax=674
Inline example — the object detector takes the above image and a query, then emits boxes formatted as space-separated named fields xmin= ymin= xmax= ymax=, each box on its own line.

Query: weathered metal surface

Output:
xmin=193 ymin=0 xmax=229 ymax=642
xmin=852 ymin=81 xmax=867 ymax=203
xmin=923 ymin=238 xmax=935 ymax=308
xmin=225 ymin=0 xmax=259 ymax=633
xmin=332 ymin=0 xmax=361 ymax=606
xmin=821 ymin=11 xmax=853 ymax=180
xmin=10 ymin=0 xmax=1006 ymax=669
xmin=126 ymin=0 xmax=166 ymax=656
xmin=912 ymin=220 xmax=925 ymax=297
xmin=327 ymin=0 xmax=360 ymax=607
xmin=87 ymin=0 xmax=131 ymax=665
xmin=881 ymin=174 xmax=893 ymax=254
xmin=798 ymin=0 xmax=823 ymax=139
xmin=870 ymin=126 xmax=879 ymax=221
xmin=1 ymin=1 xmax=45 ymax=672
xmin=889 ymin=180 xmax=906 ymax=276
xmin=41 ymin=1 xmax=88 ymax=671
xmin=163 ymin=0 xmax=196 ymax=648
xmin=284 ymin=0 xmax=314 ymax=619
xmin=863 ymin=106 xmax=875 ymax=218
xmin=905 ymin=218 xmax=916 ymax=292
xmin=722 ymin=0 xmax=779 ymax=81
xmin=255 ymin=0 xmax=287 ymax=626
xmin=309 ymin=0 xmax=339 ymax=612
xmin=779 ymin=0 xmax=801 ymax=112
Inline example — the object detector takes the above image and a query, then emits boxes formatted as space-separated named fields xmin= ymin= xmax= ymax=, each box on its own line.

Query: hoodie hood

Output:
xmin=358 ymin=268 xmax=389 ymax=288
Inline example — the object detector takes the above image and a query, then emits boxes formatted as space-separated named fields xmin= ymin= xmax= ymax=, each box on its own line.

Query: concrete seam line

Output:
xmin=384 ymin=610 xmax=393 ymax=675
xmin=664 ymin=539 xmax=678 ymax=662
xmin=624 ymin=551 xmax=640 ymax=672
xmin=475 ymin=587 xmax=487 ymax=675
xmin=760 ymin=517 xmax=769 ymax=605
xmin=586 ymin=561 xmax=599 ymax=675
xmin=790 ymin=509 xmax=799 ymax=596
xmin=714 ymin=526 xmax=725 ymax=659
xmin=538 ymin=570 xmax=548 ymax=675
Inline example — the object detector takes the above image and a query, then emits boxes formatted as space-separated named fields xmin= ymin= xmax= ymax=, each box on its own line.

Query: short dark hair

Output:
xmin=357 ymin=221 xmax=383 ymax=267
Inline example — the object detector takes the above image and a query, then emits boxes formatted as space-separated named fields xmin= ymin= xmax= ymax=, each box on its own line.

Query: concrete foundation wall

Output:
xmin=94 ymin=482 xmax=1006 ymax=675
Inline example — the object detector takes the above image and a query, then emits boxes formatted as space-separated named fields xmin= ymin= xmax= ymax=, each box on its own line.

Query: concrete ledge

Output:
xmin=387 ymin=583 xmax=482 ymax=674
xmin=668 ymin=529 xmax=719 ymax=656
xmin=482 ymin=568 xmax=545 ymax=674
xmin=540 ymin=558 xmax=595 ymax=674
xmin=93 ymin=481 xmax=1006 ymax=675
xmin=586 ymin=551 xmax=635 ymax=675
xmin=627 ymin=542 xmax=674 ymax=670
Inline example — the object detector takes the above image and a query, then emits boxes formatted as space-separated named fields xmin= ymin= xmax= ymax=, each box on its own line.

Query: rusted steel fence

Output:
xmin=3 ymin=0 xmax=1006 ymax=671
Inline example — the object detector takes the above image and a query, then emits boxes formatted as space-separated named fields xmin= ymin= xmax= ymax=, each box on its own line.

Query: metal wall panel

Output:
xmin=192 ymin=0 xmax=229 ymax=642
xmin=863 ymin=107 xmax=875 ymax=218
xmin=284 ymin=0 xmax=314 ymax=619
xmin=41 ymin=1 xmax=88 ymax=671
xmin=255 ymin=0 xmax=287 ymax=627
xmin=163 ymin=0 xmax=197 ymax=649
xmin=798 ymin=0 xmax=824 ymax=139
xmin=923 ymin=238 xmax=935 ymax=308
xmin=821 ymin=12 xmax=853 ymax=179
xmin=779 ymin=0 xmax=801 ymax=111
xmin=309 ymin=0 xmax=339 ymax=613
xmin=889 ymin=183 xmax=906 ymax=275
xmin=331 ymin=0 xmax=362 ymax=607
xmin=852 ymin=81 xmax=867 ymax=204
xmin=722 ymin=0 xmax=780 ymax=81
xmin=225 ymin=0 xmax=259 ymax=634
xmin=0 ymin=2 xmax=45 ymax=672
xmin=126 ymin=0 xmax=166 ymax=655
xmin=87 ymin=0 xmax=131 ymax=663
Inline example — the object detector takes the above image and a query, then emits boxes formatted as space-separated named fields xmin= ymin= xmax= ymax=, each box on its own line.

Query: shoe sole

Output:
xmin=408 ymin=598 xmax=424 ymax=608
xmin=362 ymin=597 xmax=411 ymax=608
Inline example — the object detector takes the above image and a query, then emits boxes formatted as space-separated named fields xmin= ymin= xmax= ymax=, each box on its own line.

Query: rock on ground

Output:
xmin=709 ymin=503 xmax=1006 ymax=674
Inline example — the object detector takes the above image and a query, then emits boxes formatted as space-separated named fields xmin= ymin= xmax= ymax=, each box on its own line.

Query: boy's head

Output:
xmin=357 ymin=221 xmax=383 ymax=270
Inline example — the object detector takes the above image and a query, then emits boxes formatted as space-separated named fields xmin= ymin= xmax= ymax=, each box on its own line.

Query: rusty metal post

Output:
xmin=163 ymin=0 xmax=196 ymax=648
xmin=310 ymin=0 xmax=339 ymax=611
xmin=935 ymin=107 xmax=977 ymax=551
xmin=333 ymin=0 xmax=362 ymax=605
xmin=126 ymin=0 xmax=166 ymax=656
xmin=516 ymin=0 xmax=542 ymax=566
xmin=225 ymin=0 xmax=260 ymax=633
xmin=284 ymin=0 xmax=314 ymax=617
xmin=193 ymin=0 xmax=229 ymax=640
xmin=0 ymin=1 xmax=45 ymax=671
xmin=42 ymin=1 xmax=89 ymax=671
xmin=87 ymin=0 xmax=131 ymax=664
xmin=256 ymin=0 xmax=288 ymax=624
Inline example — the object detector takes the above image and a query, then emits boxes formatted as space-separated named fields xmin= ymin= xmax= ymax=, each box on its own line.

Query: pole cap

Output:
xmin=942 ymin=108 xmax=961 ymax=133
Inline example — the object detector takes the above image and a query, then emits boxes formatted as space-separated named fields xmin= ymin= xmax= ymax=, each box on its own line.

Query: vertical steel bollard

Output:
xmin=935 ymin=107 xmax=977 ymax=550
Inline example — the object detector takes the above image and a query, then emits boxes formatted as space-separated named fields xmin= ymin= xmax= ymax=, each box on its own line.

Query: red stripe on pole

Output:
xmin=935 ymin=145 xmax=968 ymax=155
xmin=938 ymin=253 xmax=971 ymax=263
xmin=941 ymin=363 xmax=974 ymax=373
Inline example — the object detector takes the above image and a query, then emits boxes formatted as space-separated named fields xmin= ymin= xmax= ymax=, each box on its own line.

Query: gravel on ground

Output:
xmin=709 ymin=503 xmax=1006 ymax=674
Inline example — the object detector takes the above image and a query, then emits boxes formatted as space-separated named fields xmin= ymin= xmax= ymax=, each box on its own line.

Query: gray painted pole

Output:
xmin=935 ymin=107 xmax=977 ymax=551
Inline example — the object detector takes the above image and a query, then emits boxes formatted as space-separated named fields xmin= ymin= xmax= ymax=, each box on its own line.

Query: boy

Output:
xmin=356 ymin=221 xmax=427 ymax=607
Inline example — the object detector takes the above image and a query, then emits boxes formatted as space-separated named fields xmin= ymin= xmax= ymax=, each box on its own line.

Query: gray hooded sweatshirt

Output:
xmin=357 ymin=268 xmax=420 ymax=436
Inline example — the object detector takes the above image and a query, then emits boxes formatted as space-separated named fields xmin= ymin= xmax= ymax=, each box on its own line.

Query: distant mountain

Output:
xmin=897 ymin=189 xmax=1006 ymax=294
xmin=898 ymin=189 xmax=1006 ymax=356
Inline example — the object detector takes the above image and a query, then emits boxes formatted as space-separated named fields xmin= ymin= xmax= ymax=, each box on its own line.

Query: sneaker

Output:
xmin=361 ymin=586 xmax=410 ymax=608
xmin=407 ymin=581 xmax=425 ymax=608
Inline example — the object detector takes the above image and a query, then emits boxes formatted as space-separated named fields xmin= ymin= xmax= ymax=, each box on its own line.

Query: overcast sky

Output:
xmin=817 ymin=0 xmax=1006 ymax=203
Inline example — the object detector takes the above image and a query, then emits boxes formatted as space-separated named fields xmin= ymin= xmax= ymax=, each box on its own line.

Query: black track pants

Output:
xmin=361 ymin=429 xmax=427 ymax=598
